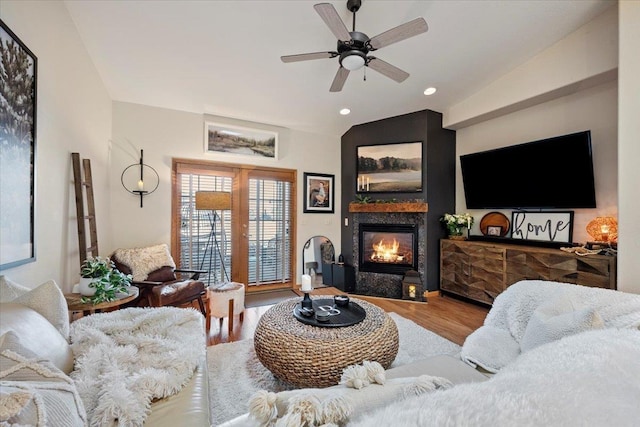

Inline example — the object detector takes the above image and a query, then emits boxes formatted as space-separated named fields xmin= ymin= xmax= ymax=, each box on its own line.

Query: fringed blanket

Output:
xmin=69 ymin=307 xmax=205 ymax=427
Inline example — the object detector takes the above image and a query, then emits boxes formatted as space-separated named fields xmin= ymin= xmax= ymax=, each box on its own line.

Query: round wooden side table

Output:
xmin=64 ymin=287 xmax=139 ymax=316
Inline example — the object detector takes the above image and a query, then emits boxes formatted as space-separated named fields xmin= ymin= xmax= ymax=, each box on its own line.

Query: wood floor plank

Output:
xmin=206 ymin=287 xmax=489 ymax=346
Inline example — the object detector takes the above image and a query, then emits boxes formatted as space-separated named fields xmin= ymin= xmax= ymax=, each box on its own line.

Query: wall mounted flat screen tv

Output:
xmin=460 ymin=131 xmax=596 ymax=209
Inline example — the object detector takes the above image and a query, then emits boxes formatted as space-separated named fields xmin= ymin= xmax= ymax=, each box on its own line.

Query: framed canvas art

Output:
xmin=356 ymin=141 xmax=423 ymax=193
xmin=204 ymin=122 xmax=278 ymax=159
xmin=303 ymin=172 xmax=334 ymax=213
xmin=0 ymin=20 xmax=37 ymax=269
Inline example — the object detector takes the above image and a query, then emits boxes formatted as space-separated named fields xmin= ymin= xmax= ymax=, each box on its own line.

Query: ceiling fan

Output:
xmin=281 ymin=0 xmax=428 ymax=92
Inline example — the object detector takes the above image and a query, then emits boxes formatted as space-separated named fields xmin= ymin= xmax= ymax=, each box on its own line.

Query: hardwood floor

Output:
xmin=206 ymin=287 xmax=489 ymax=346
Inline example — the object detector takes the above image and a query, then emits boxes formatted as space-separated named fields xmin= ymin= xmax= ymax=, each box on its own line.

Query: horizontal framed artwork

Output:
xmin=303 ymin=172 xmax=334 ymax=213
xmin=356 ymin=141 xmax=423 ymax=193
xmin=204 ymin=122 xmax=278 ymax=159
xmin=511 ymin=211 xmax=574 ymax=243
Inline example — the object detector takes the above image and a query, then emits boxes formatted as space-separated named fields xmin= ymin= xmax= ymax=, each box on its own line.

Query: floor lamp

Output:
xmin=195 ymin=191 xmax=231 ymax=285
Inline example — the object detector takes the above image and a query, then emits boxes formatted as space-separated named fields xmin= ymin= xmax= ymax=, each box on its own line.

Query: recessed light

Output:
xmin=423 ymin=87 xmax=437 ymax=96
xmin=340 ymin=108 xmax=351 ymax=115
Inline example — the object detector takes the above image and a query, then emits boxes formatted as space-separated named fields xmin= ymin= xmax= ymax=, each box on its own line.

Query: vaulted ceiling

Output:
xmin=64 ymin=0 xmax=615 ymax=136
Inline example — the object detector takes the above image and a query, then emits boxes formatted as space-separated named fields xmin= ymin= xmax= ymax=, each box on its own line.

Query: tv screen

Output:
xmin=460 ymin=131 xmax=596 ymax=209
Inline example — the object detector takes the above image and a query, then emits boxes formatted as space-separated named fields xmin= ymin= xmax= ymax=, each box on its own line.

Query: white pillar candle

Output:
xmin=137 ymin=180 xmax=144 ymax=191
xmin=301 ymin=274 xmax=312 ymax=292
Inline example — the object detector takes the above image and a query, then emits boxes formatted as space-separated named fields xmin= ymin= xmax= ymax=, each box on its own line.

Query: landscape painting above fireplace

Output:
xmin=356 ymin=141 xmax=423 ymax=193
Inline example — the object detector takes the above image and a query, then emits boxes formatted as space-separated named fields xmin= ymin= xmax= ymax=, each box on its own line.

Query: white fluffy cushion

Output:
xmin=113 ymin=243 xmax=176 ymax=281
xmin=460 ymin=325 xmax=521 ymax=373
xmin=0 ymin=331 xmax=86 ymax=426
xmin=520 ymin=295 xmax=604 ymax=352
xmin=10 ymin=279 xmax=69 ymax=340
xmin=0 ymin=275 xmax=30 ymax=302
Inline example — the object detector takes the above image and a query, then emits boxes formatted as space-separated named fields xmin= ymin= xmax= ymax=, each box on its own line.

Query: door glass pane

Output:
xmin=179 ymin=174 xmax=232 ymax=286
xmin=248 ymin=178 xmax=291 ymax=285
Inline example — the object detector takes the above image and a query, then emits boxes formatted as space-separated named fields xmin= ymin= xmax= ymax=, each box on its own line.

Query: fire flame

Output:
xmin=371 ymin=238 xmax=405 ymax=263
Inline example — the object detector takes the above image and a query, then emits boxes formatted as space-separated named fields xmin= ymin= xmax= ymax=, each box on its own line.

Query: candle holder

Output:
xmin=121 ymin=149 xmax=159 ymax=208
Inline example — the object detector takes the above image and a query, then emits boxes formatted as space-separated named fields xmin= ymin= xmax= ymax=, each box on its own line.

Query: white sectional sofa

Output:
xmin=223 ymin=280 xmax=640 ymax=426
xmin=0 ymin=277 xmax=211 ymax=426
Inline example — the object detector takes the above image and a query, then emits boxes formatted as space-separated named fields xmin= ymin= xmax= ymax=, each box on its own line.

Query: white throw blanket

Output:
xmin=460 ymin=280 xmax=640 ymax=372
xmin=351 ymin=328 xmax=640 ymax=426
xmin=69 ymin=307 xmax=205 ymax=427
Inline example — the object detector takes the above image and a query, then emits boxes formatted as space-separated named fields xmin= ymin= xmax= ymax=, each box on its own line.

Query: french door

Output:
xmin=171 ymin=158 xmax=296 ymax=290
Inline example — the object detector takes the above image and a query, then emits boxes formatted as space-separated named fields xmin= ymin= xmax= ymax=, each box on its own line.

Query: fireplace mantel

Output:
xmin=348 ymin=202 xmax=428 ymax=213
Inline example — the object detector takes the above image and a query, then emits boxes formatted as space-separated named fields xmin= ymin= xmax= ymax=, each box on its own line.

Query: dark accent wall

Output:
xmin=340 ymin=110 xmax=456 ymax=291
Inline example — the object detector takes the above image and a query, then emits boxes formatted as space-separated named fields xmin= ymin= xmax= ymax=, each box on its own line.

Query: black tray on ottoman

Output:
xmin=293 ymin=297 xmax=366 ymax=327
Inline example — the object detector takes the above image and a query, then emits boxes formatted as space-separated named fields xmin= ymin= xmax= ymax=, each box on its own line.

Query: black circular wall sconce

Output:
xmin=121 ymin=149 xmax=159 ymax=207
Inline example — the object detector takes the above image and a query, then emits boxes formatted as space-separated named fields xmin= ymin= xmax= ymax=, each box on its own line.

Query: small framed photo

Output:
xmin=204 ymin=122 xmax=278 ymax=159
xmin=303 ymin=172 xmax=334 ymax=214
xmin=487 ymin=226 xmax=503 ymax=236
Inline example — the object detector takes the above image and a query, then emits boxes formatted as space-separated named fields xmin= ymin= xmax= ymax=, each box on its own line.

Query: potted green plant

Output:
xmin=78 ymin=256 xmax=132 ymax=304
xmin=79 ymin=256 xmax=112 ymax=296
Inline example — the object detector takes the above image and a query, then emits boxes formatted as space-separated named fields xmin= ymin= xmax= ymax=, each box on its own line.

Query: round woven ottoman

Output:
xmin=254 ymin=296 xmax=399 ymax=388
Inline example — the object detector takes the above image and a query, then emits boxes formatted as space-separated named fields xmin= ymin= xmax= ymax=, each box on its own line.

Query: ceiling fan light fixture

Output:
xmin=340 ymin=51 xmax=366 ymax=71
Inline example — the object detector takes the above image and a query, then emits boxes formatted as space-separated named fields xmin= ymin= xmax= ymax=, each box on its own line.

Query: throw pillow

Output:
xmin=112 ymin=243 xmax=177 ymax=282
xmin=0 ymin=331 xmax=86 ymax=426
xmin=520 ymin=294 xmax=604 ymax=352
xmin=460 ymin=325 xmax=521 ymax=373
xmin=0 ymin=275 xmax=30 ymax=302
xmin=12 ymin=279 xmax=69 ymax=340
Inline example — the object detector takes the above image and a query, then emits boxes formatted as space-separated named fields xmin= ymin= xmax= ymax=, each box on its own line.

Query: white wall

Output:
xmin=110 ymin=102 xmax=341 ymax=283
xmin=0 ymin=1 xmax=112 ymax=292
xmin=445 ymin=5 xmax=618 ymax=130
xmin=618 ymin=1 xmax=640 ymax=294
xmin=455 ymin=80 xmax=617 ymax=244
xmin=444 ymin=2 xmax=640 ymax=294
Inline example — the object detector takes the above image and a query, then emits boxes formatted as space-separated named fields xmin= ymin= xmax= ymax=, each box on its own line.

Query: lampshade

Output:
xmin=195 ymin=191 xmax=231 ymax=211
xmin=586 ymin=216 xmax=617 ymax=242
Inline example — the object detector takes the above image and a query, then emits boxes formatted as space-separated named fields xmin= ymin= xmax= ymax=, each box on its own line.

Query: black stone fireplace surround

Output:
xmin=340 ymin=109 xmax=457 ymax=298
xmin=352 ymin=212 xmax=426 ymax=299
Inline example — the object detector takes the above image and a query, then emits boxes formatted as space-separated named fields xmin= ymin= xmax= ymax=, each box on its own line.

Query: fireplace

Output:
xmin=358 ymin=223 xmax=418 ymax=275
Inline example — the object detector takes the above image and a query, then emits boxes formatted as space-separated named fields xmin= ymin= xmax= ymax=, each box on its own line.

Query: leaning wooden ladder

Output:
xmin=72 ymin=153 xmax=99 ymax=265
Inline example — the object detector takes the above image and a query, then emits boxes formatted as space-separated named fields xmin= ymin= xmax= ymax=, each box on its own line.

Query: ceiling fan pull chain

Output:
xmin=364 ymin=66 xmax=367 ymax=81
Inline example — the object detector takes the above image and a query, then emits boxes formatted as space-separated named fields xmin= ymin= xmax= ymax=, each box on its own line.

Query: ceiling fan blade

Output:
xmin=330 ymin=67 xmax=350 ymax=92
xmin=281 ymin=51 xmax=337 ymax=63
xmin=314 ymin=3 xmax=351 ymax=41
xmin=367 ymin=57 xmax=409 ymax=83
xmin=368 ymin=17 xmax=428 ymax=50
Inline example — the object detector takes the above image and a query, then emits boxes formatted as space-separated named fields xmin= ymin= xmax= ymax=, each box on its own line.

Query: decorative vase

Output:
xmin=78 ymin=277 xmax=97 ymax=296
xmin=448 ymin=235 xmax=467 ymax=241
xmin=447 ymin=225 xmax=467 ymax=240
